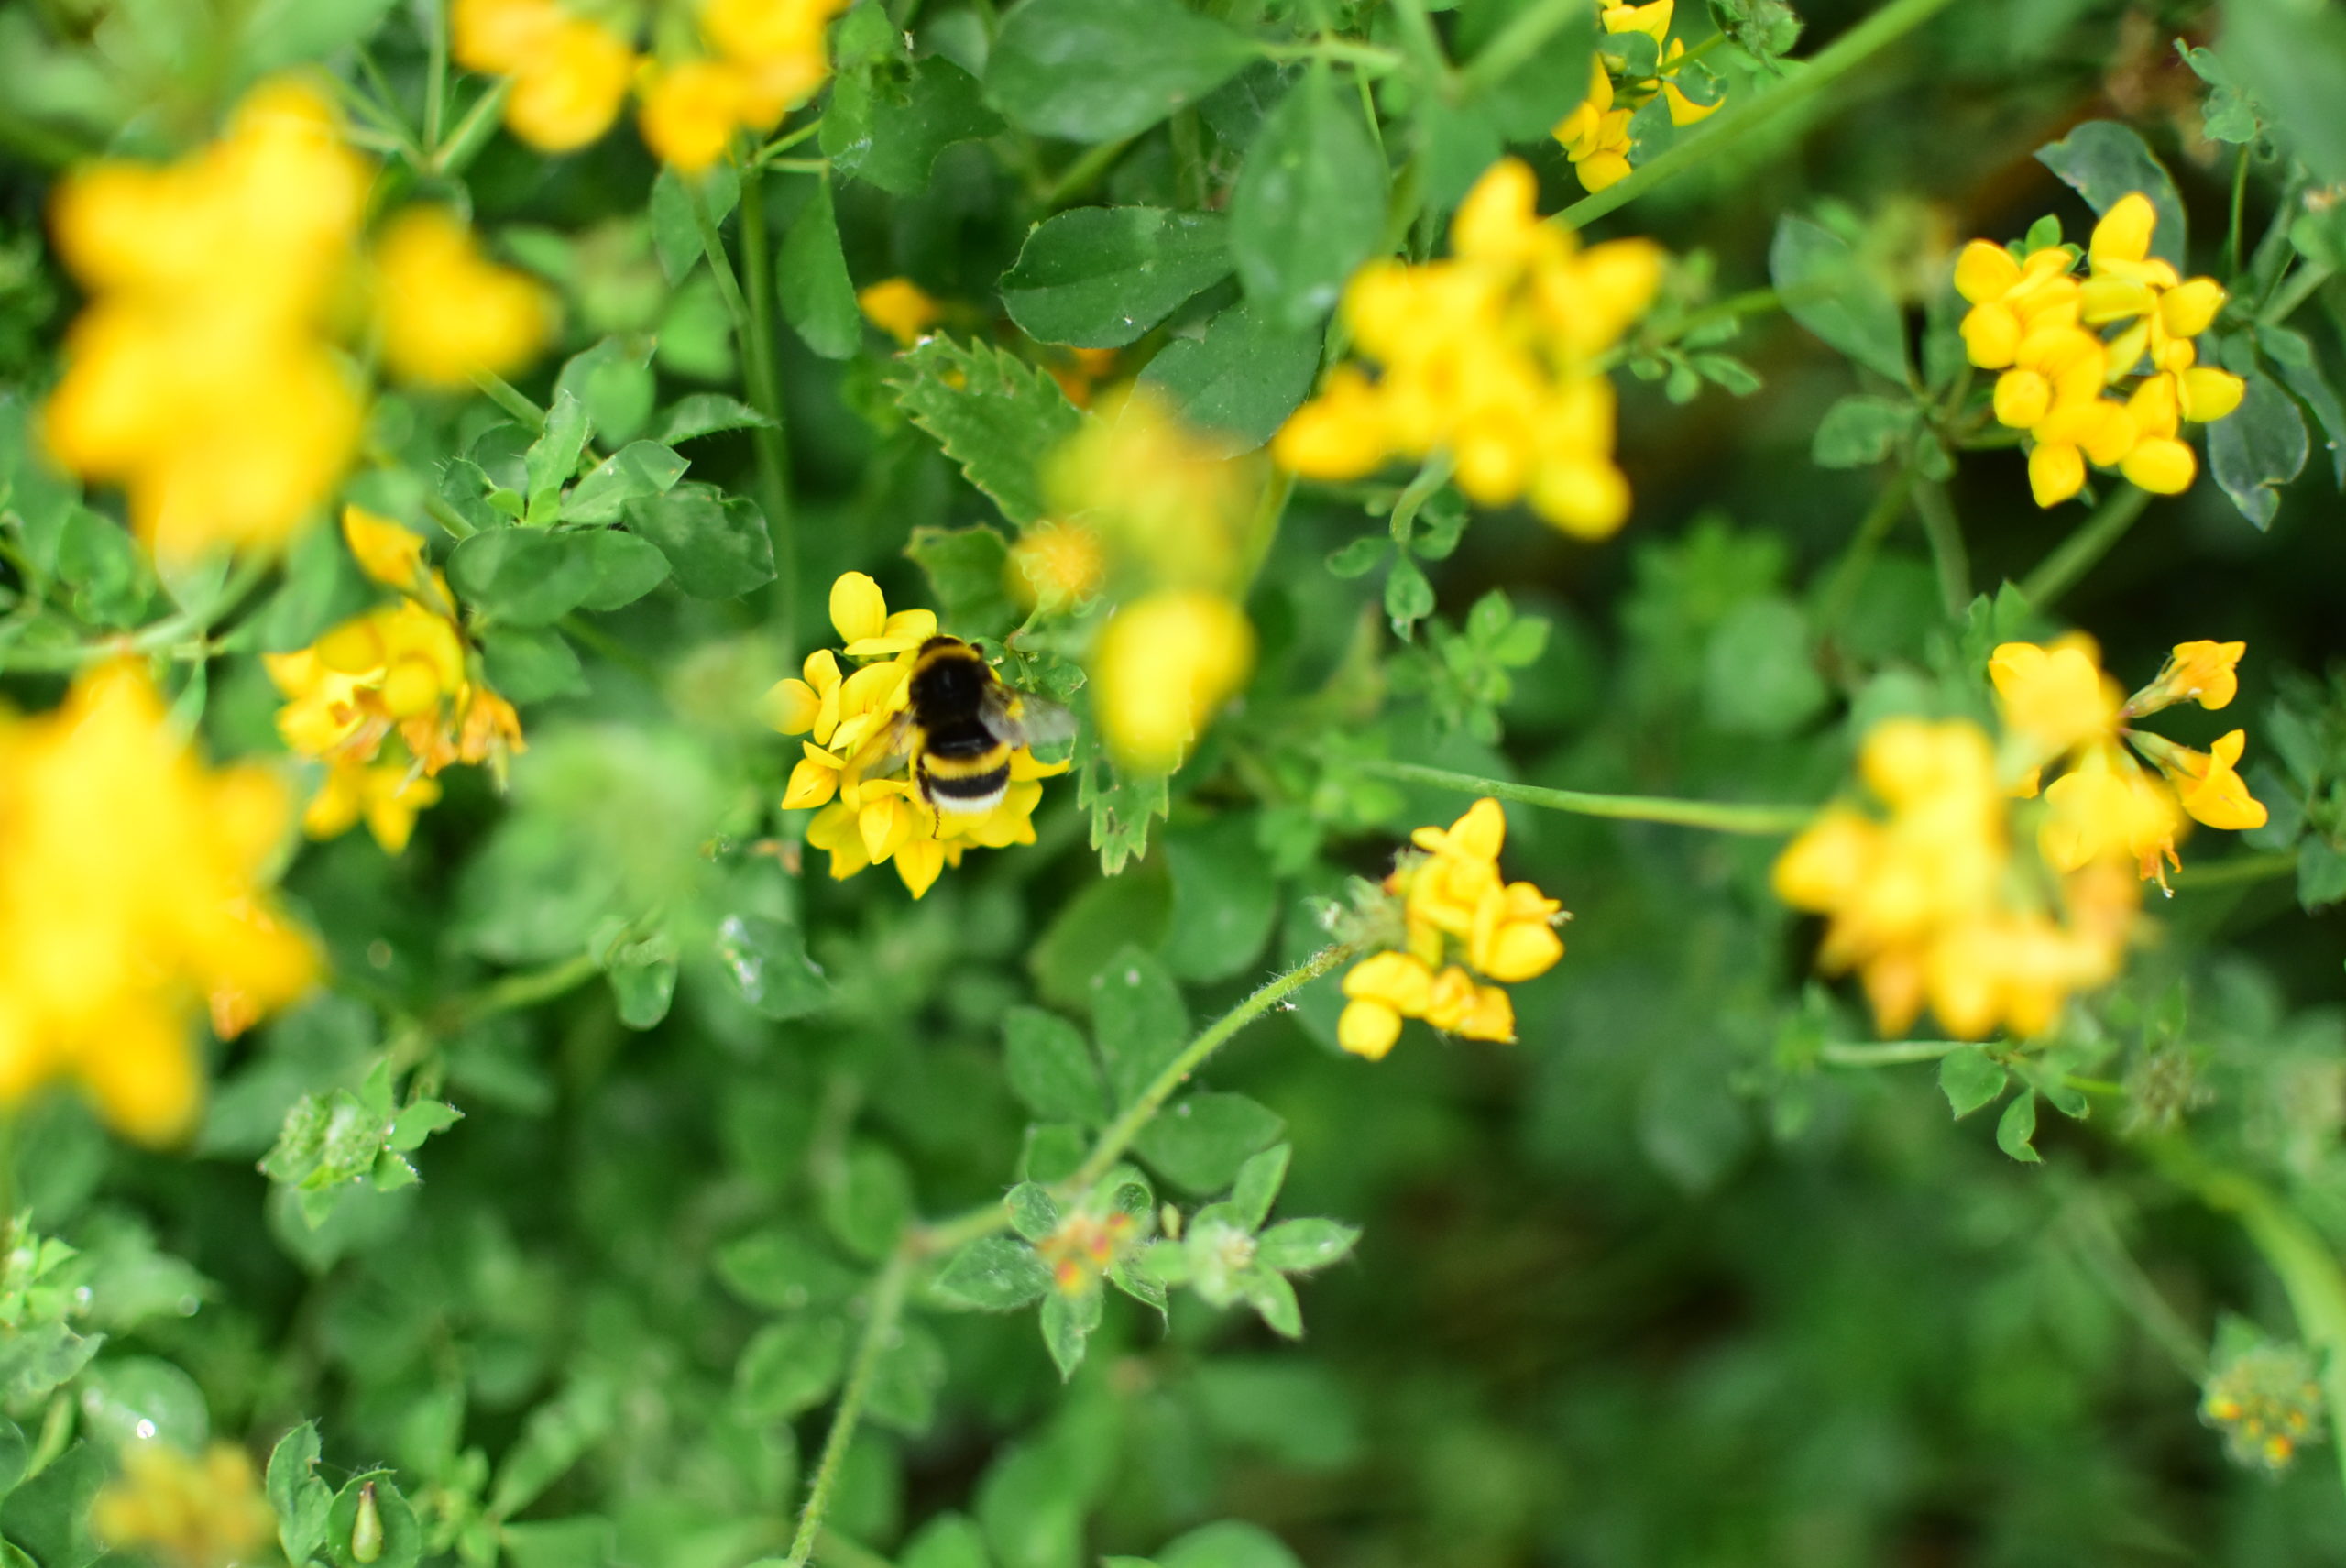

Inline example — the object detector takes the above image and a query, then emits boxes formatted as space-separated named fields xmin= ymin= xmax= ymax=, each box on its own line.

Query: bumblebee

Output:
xmin=857 ymin=636 xmax=1075 ymax=817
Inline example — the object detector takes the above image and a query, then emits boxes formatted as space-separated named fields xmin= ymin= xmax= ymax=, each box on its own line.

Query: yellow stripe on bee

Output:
xmin=921 ymin=745 xmax=1012 ymax=780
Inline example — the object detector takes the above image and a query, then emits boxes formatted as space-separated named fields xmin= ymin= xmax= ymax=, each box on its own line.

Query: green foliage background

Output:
xmin=4 ymin=0 xmax=2346 ymax=1563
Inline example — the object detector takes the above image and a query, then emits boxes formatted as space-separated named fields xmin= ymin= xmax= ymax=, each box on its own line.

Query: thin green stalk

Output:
xmin=2261 ymin=261 xmax=2335 ymax=327
xmin=1817 ymin=1039 xmax=1964 ymax=1067
xmin=431 ymin=952 xmax=603 ymax=1033
xmin=736 ymin=159 xmax=796 ymax=646
xmin=1457 ymin=0 xmax=1588 ymax=94
xmin=423 ymin=0 xmax=449 ymax=149
xmin=1069 ymin=941 xmax=1363 ymax=1193
xmin=2017 ymin=484 xmax=2152 ymax=609
xmin=753 ymin=117 xmax=827 ymax=164
xmin=1341 ymin=756 xmax=1815 ymax=834
xmin=783 ymin=1250 xmax=911 ymax=1568
xmin=1259 ymin=37 xmax=1408 ymax=73
xmin=1387 ymin=450 xmax=1455 ymax=545
xmin=1814 ymin=466 xmax=1915 ymax=631
xmin=430 ymin=78 xmax=512 ymax=177
xmin=1041 ymin=135 xmax=1140 ymax=206
xmin=0 ymin=554 xmax=272 ymax=674
xmin=1385 ymin=0 xmax=1453 ymax=82
xmin=1912 ymin=477 xmax=1970 ymax=619
xmin=1558 ymin=0 xmax=1962 ymax=230
xmin=470 ymin=368 xmax=547 ymax=432
xmin=1664 ymin=286 xmax=1781 ymax=345
xmin=2166 ymin=1146 xmax=2346 ymax=1500
xmin=2169 ymin=849 xmax=2299 ymax=891
xmin=422 ymin=493 xmax=480 ymax=541
xmin=2225 ymin=144 xmax=2249 ymax=281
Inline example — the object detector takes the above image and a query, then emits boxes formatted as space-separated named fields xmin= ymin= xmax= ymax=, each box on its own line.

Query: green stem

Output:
xmin=1817 ymin=1039 xmax=1963 ymax=1066
xmin=1456 ymin=0 xmax=1587 ymax=94
xmin=1385 ymin=0 xmax=1453 ymax=82
xmin=783 ymin=1250 xmax=911 ymax=1568
xmin=736 ymin=159 xmax=797 ymax=648
xmin=1663 ymin=286 xmax=1782 ymax=345
xmin=1911 ymin=477 xmax=1970 ymax=619
xmin=1040 ymin=135 xmax=1140 ymax=206
xmin=470 ymin=369 xmax=547 ymax=432
xmin=430 ymin=952 xmax=603 ymax=1033
xmin=1557 ymin=0 xmax=1962 ymax=230
xmin=2016 ymin=484 xmax=2152 ymax=609
xmin=2167 ymin=1146 xmax=2346 ymax=1500
xmin=422 ymin=493 xmax=480 ymax=541
xmin=2261 ymin=261 xmax=2335 ymax=327
xmin=423 ymin=0 xmax=449 ymax=149
xmin=1340 ymin=756 xmax=1815 ymax=834
xmin=1069 ymin=941 xmax=1362 ymax=1193
xmin=1814 ymin=466 xmax=1915 ymax=631
xmin=2226 ymin=144 xmax=2249 ymax=281
xmin=2169 ymin=849 xmax=2299 ymax=891
xmin=1259 ymin=37 xmax=1406 ymax=73
xmin=753 ymin=117 xmax=827 ymax=164
xmin=1387 ymin=450 xmax=1455 ymax=546
xmin=0 ymin=554 xmax=273 ymax=674
xmin=430 ymin=78 xmax=513 ymax=177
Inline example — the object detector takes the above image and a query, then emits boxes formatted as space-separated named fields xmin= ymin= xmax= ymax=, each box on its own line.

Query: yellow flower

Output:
xmin=301 ymin=758 xmax=444 ymax=853
xmin=1010 ymin=520 xmax=1107 ymax=609
xmin=858 ymin=278 xmax=944 ymax=346
xmin=2040 ymin=741 xmax=2181 ymax=879
xmin=340 ymin=505 xmax=430 ymax=593
xmin=1275 ymin=158 xmax=1662 ymax=541
xmin=1342 ymin=798 xmax=1565 ymax=1058
xmin=701 ymin=0 xmax=847 ymax=124
xmin=1090 ymin=590 xmax=1255 ymax=774
xmin=93 ymin=1442 xmax=275 ymax=1568
xmin=0 ymin=664 xmax=317 ymax=1143
xmin=1551 ymin=0 xmax=1722 ymax=192
xmin=1772 ymin=718 xmax=2133 ymax=1039
xmin=2128 ymin=639 xmax=2245 ymax=715
xmin=370 ymin=207 xmax=552 ymax=387
xmin=637 ymin=59 xmax=751 ymax=174
xmin=42 ymin=79 xmax=370 ymax=557
xmin=2132 ymin=729 xmax=2270 ymax=832
xmin=1988 ymin=635 xmax=2122 ymax=760
xmin=509 ymin=13 xmax=638 ymax=152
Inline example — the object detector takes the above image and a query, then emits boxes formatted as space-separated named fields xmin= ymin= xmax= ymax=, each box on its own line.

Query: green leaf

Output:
xmin=268 ymin=1421 xmax=334 ymax=1566
xmin=1005 ymin=1181 xmax=1063 ymax=1242
xmin=779 ymin=181 xmax=862 ymax=360
xmin=718 ymin=1228 xmax=864 ymax=1310
xmin=1229 ymin=1144 xmax=1289 ymax=1230
xmin=656 ymin=392 xmax=776 ymax=444
xmin=1091 ymin=946 xmax=1190 ymax=1111
xmin=1811 ymin=394 xmax=1916 ymax=468
xmin=734 ymin=1316 xmax=850 ymax=1419
xmin=483 ymin=626 xmax=587 ymax=703
xmin=2222 ymin=0 xmax=2346 ymax=184
xmin=934 ymin=1235 xmax=1053 ymax=1310
xmin=1160 ymin=815 xmax=1278 ymax=982
xmin=866 ymin=1321 xmax=948 ymax=1433
xmin=1452 ymin=0 xmax=1597 ymax=140
xmin=1995 ymin=1091 xmax=2044 ymax=1164
xmin=387 ymin=1098 xmax=461 ymax=1153
xmin=1039 ymin=1285 xmax=1102 ymax=1379
xmin=324 ymin=1474 xmax=423 ymax=1568
xmin=554 ymin=337 xmax=655 ymax=446
xmin=1325 ymin=536 xmax=1389 ymax=579
xmin=2034 ymin=121 xmax=2187 ymax=269
xmin=1255 ymin=1217 xmax=1359 ymax=1275
xmin=1002 ymin=207 xmax=1233 ymax=349
xmin=888 ymin=335 xmax=1089 ymax=528
xmin=1134 ymin=1091 xmax=1285 ymax=1195
xmin=1385 ymin=553 xmax=1436 ymax=635
xmin=2208 ymin=369 xmax=2309 ymax=531
xmin=558 ymin=440 xmax=687 ymax=525
xmin=1244 ymin=1268 xmax=1303 ymax=1338
xmin=2298 ymin=838 xmax=2346 ymax=911
xmin=1701 ymin=597 xmax=1825 ymax=737
xmin=821 ymin=1141 xmax=914 ymax=1261
xmin=1137 ymin=300 xmax=1322 ymax=457
xmin=575 ymin=529 xmax=674 ymax=610
xmin=2258 ymin=324 xmax=2346 ymax=488
xmin=627 ymin=483 xmax=778 ymax=598
xmin=447 ymin=529 xmax=598 ymax=626
xmin=236 ymin=0 xmax=398 ymax=72
xmin=906 ymin=524 xmax=1018 ymax=640
xmin=1769 ymin=215 xmax=1911 ymax=383
xmin=523 ymin=389 xmax=593 ymax=522
xmin=984 ymin=0 xmax=1256 ymax=142
xmin=827 ymin=51 xmax=1003 ymax=196
xmin=1004 ymin=1006 xmax=1109 ymax=1126
xmin=488 ymin=1381 xmax=619 ymax=1520
xmin=1158 ymin=1521 xmax=1302 ymax=1568
xmin=650 ymin=162 xmax=739 ymax=282
xmin=1232 ymin=70 xmax=1387 ymax=332
xmin=1076 ymin=727 xmax=1173 ymax=875
xmin=500 ymin=1519 xmax=618 ymax=1568
xmin=714 ymin=913 xmax=834 ymax=1020
xmin=2179 ymin=42 xmax=2262 ymax=143
xmin=901 ymin=1513 xmax=994 ymax=1568
xmin=1938 ymin=1047 xmax=2008 ymax=1118
xmin=5 ymin=1443 xmax=104 ymax=1568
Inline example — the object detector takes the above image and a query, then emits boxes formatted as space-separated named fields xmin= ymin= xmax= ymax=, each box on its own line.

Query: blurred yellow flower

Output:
xmin=772 ymin=574 xmax=1068 ymax=897
xmin=454 ymin=0 xmax=636 ymax=152
xmin=264 ymin=508 xmax=524 ymax=852
xmin=1274 ymin=158 xmax=1664 ymax=541
xmin=43 ymin=79 xmax=369 ymax=556
xmin=0 ymin=664 xmax=317 ymax=1144
xmin=93 ymin=1442 xmax=275 ymax=1568
xmin=371 ymin=207 xmax=553 ymax=387
xmin=1089 ymin=589 xmax=1255 ymax=775
xmin=1010 ymin=520 xmax=1107 ymax=609
xmin=858 ymin=278 xmax=944 ymax=346
xmin=1773 ymin=718 xmax=2135 ymax=1039
xmin=1340 ymin=799 xmax=1565 ymax=1058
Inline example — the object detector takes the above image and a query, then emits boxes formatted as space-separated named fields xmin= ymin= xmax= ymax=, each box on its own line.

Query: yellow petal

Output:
xmin=1953 ymin=241 xmax=2022 ymax=304
xmin=2088 ymin=192 xmax=2158 ymax=269
xmin=829 ymin=571 xmax=889 ymax=645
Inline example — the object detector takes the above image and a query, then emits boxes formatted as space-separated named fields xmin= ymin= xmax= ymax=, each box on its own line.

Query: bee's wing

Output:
xmin=979 ymin=682 xmax=1077 ymax=750
xmin=844 ymin=710 xmax=917 ymax=782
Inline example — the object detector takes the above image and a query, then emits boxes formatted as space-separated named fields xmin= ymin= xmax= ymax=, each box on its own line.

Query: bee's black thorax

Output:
xmin=908 ymin=636 xmax=1013 ymax=812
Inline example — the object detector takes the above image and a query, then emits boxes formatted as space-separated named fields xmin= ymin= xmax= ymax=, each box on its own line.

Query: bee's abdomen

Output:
xmin=919 ymin=750 xmax=1011 ymax=813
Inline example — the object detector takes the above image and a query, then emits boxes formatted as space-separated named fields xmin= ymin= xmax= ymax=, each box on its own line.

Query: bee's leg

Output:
xmin=917 ymin=765 xmax=943 ymax=837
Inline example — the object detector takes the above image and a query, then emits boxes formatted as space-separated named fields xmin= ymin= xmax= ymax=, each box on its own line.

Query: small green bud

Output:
xmin=352 ymin=1481 xmax=385 ymax=1564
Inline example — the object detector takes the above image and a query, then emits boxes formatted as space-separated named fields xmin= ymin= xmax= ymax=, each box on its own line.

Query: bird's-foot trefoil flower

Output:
xmin=1552 ymin=1 xmax=1726 ymax=192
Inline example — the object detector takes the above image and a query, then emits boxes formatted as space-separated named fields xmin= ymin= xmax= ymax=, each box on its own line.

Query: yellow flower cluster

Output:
xmin=265 ymin=509 xmax=525 ymax=853
xmin=93 ymin=1442 xmax=275 ymax=1568
xmin=1552 ymin=0 xmax=1725 ymax=192
xmin=2202 ymin=1343 xmax=2323 ymax=1472
xmin=0 ymin=663 xmax=316 ymax=1144
xmin=1050 ymin=391 xmax=1259 ymax=774
xmin=1990 ymin=635 xmax=2267 ymax=886
xmin=454 ymin=0 xmax=847 ymax=173
xmin=42 ymin=79 xmax=549 ymax=557
xmin=1339 ymin=800 xmax=1567 ymax=1059
xmin=1773 ymin=719 xmax=2138 ymax=1040
xmin=1274 ymin=158 xmax=1665 ymax=542
xmin=857 ymin=278 xmax=945 ymax=347
xmin=771 ymin=574 xmax=1068 ymax=898
xmin=1956 ymin=193 xmax=2243 ymax=508
xmin=1038 ymin=1208 xmax=1142 ymax=1296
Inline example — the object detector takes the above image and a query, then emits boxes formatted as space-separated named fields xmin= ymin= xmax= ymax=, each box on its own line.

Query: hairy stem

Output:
xmin=784 ymin=1251 xmax=912 ymax=1568
xmin=1912 ymin=477 xmax=1970 ymax=619
xmin=1338 ymin=757 xmax=1816 ymax=834
xmin=1814 ymin=466 xmax=1916 ymax=631
xmin=1817 ymin=1039 xmax=1964 ymax=1066
xmin=2169 ymin=849 xmax=2300 ymax=891
xmin=1558 ymin=0 xmax=1963 ymax=230
xmin=736 ymin=159 xmax=797 ymax=648
xmin=2017 ymin=485 xmax=2152 ymax=609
